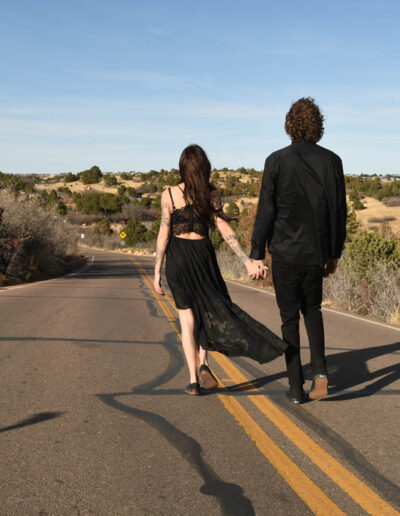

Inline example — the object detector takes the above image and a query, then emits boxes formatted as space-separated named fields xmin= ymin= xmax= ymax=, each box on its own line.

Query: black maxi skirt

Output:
xmin=165 ymin=236 xmax=288 ymax=364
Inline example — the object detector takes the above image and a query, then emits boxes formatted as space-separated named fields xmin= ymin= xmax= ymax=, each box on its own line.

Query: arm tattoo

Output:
xmin=225 ymin=234 xmax=249 ymax=264
xmin=160 ymin=202 xmax=171 ymax=228
xmin=155 ymin=246 xmax=166 ymax=272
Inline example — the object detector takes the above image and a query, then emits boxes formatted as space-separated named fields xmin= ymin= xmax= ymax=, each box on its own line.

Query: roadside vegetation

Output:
xmin=1 ymin=166 xmax=399 ymax=323
xmin=0 ymin=190 xmax=85 ymax=285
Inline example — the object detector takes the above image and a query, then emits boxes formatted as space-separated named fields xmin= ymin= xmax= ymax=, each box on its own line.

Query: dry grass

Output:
xmin=35 ymin=175 xmax=144 ymax=195
xmin=0 ymin=191 xmax=78 ymax=255
xmin=353 ymin=196 xmax=400 ymax=234
xmin=216 ymin=245 xmax=399 ymax=326
xmin=323 ymin=258 xmax=400 ymax=325
xmin=216 ymin=247 xmax=247 ymax=281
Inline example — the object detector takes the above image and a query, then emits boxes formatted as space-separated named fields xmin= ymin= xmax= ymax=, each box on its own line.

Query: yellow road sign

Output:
xmin=120 ymin=231 xmax=127 ymax=239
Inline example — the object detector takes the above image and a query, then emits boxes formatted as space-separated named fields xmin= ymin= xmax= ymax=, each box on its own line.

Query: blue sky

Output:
xmin=1 ymin=0 xmax=399 ymax=174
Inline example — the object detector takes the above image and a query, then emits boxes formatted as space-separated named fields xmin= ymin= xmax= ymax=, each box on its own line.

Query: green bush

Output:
xmin=0 ymin=171 xmax=30 ymax=193
xmin=124 ymin=220 xmax=148 ymax=245
xmin=56 ymin=201 xmax=67 ymax=216
xmin=345 ymin=231 xmax=400 ymax=277
xmin=64 ymin=172 xmax=78 ymax=183
xmin=80 ymin=166 xmax=103 ymax=185
xmin=57 ymin=186 xmax=72 ymax=196
xmin=352 ymin=197 xmax=365 ymax=210
xmin=98 ymin=193 xmax=123 ymax=214
xmin=120 ymin=172 xmax=134 ymax=180
xmin=226 ymin=202 xmax=240 ymax=217
xmin=75 ymin=192 xmax=122 ymax=215
xmin=376 ymin=180 xmax=400 ymax=201
xmin=145 ymin=218 xmax=160 ymax=242
xmin=346 ymin=207 xmax=361 ymax=238
xmin=209 ymin=229 xmax=224 ymax=248
xmin=103 ymin=174 xmax=117 ymax=186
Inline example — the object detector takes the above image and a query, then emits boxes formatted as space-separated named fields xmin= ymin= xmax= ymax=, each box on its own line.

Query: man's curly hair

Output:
xmin=285 ymin=97 xmax=324 ymax=143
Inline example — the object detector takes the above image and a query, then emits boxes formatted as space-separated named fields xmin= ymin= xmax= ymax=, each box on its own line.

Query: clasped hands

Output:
xmin=245 ymin=259 xmax=268 ymax=280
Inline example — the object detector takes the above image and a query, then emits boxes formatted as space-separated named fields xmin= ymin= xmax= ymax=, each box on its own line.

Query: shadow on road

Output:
xmin=96 ymin=330 xmax=256 ymax=516
xmin=0 ymin=411 xmax=63 ymax=434
xmin=304 ymin=341 xmax=400 ymax=401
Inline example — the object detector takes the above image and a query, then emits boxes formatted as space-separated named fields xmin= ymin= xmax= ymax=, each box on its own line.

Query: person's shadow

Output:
xmin=303 ymin=341 xmax=400 ymax=401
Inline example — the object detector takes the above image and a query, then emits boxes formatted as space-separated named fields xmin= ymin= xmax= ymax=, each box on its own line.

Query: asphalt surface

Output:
xmin=0 ymin=248 xmax=399 ymax=515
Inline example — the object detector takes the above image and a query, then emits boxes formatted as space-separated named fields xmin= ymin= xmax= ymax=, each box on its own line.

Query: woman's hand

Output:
xmin=245 ymin=259 xmax=263 ymax=280
xmin=154 ymin=272 xmax=164 ymax=295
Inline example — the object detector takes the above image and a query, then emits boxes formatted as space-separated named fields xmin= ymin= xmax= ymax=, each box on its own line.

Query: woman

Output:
xmin=154 ymin=145 xmax=287 ymax=395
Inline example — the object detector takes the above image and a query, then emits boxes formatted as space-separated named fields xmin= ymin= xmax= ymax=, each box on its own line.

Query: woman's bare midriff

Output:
xmin=175 ymin=232 xmax=206 ymax=240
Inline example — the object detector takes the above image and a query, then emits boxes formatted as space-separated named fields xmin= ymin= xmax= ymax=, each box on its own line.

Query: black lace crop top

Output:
xmin=168 ymin=186 xmax=226 ymax=237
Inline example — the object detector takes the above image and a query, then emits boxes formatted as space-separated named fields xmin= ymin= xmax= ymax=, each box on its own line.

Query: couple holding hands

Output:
xmin=154 ymin=97 xmax=347 ymax=404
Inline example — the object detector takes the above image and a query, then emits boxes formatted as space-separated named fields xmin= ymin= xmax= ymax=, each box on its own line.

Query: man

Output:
xmin=250 ymin=97 xmax=347 ymax=404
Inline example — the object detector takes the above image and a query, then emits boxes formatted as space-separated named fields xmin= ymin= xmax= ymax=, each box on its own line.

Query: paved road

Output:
xmin=0 ymin=249 xmax=399 ymax=515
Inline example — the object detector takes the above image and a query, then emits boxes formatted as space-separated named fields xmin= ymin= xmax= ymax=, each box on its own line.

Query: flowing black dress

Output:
xmin=165 ymin=187 xmax=288 ymax=364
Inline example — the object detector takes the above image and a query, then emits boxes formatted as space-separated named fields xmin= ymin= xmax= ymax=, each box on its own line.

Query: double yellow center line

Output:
xmin=131 ymin=256 xmax=398 ymax=516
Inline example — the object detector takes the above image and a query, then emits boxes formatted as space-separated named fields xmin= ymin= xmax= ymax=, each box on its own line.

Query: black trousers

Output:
xmin=272 ymin=255 xmax=327 ymax=395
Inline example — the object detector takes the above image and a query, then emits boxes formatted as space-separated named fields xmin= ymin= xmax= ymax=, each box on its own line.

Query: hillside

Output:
xmin=31 ymin=168 xmax=400 ymax=235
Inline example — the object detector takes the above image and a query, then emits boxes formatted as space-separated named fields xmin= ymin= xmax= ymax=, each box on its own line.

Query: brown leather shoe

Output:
xmin=199 ymin=365 xmax=218 ymax=390
xmin=309 ymin=375 xmax=328 ymax=400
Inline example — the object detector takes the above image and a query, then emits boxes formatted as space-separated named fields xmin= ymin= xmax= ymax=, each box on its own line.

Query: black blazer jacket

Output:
xmin=250 ymin=139 xmax=347 ymax=266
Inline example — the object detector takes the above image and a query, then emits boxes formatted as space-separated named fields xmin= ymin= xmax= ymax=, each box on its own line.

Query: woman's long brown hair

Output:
xmin=179 ymin=144 xmax=216 ymax=225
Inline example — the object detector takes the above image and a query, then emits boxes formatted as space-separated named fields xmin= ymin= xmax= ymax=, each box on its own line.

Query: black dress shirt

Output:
xmin=250 ymin=139 xmax=347 ymax=266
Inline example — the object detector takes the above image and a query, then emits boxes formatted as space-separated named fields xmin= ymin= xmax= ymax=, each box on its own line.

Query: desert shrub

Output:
xmin=352 ymin=197 xmax=365 ymax=210
xmin=0 ymin=190 xmax=78 ymax=256
xmin=126 ymin=186 xmax=137 ymax=197
xmin=79 ymin=166 xmax=103 ymax=185
xmin=93 ymin=219 xmax=112 ymax=236
xmin=99 ymin=193 xmax=123 ymax=214
xmin=56 ymin=201 xmax=67 ymax=216
xmin=324 ymin=258 xmax=400 ymax=324
xmin=367 ymin=216 xmax=396 ymax=223
xmin=124 ymin=220 xmax=148 ymax=246
xmin=120 ymin=204 xmax=158 ymax=222
xmin=103 ymin=174 xmax=117 ymax=186
xmin=63 ymin=172 xmax=78 ymax=183
xmin=57 ymin=186 xmax=72 ymax=196
xmin=118 ymin=185 xmax=127 ymax=196
xmin=209 ymin=229 xmax=224 ymax=248
xmin=119 ymin=172 xmax=134 ymax=180
xmin=74 ymin=192 xmax=122 ymax=215
xmin=216 ymin=247 xmax=247 ymax=281
xmin=345 ymin=231 xmax=400 ymax=277
xmin=66 ymin=212 xmax=106 ymax=225
xmin=0 ymin=171 xmax=32 ymax=193
xmin=349 ymin=189 xmax=365 ymax=210
xmin=226 ymin=202 xmax=240 ymax=217
xmin=48 ymin=189 xmax=59 ymax=206
xmin=82 ymin=228 xmax=121 ymax=250
xmin=376 ymin=180 xmax=400 ymax=201
xmin=382 ymin=197 xmax=400 ymax=207
xmin=346 ymin=207 xmax=361 ymax=238
xmin=145 ymin=218 xmax=160 ymax=242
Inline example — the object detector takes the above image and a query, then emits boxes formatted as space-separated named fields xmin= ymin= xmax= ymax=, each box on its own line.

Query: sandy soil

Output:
xmin=353 ymin=196 xmax=400 ymax=234
xmin=34 ymin=175 xmax=144 ymax=195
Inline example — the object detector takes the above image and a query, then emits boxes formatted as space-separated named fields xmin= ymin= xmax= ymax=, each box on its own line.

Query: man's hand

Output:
xmin=246 ymin=259 xmax=268 ymax=280
xmin=253 ymin=260 xmax=268 ymax=279
xmin=245 ymin=259 xmax=260 ymax=279
xmin=324 ymin=258 xmax=339 ymax=277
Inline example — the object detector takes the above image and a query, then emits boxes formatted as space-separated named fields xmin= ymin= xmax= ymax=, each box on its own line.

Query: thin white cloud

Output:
xmin=147 ymin=27 xmax=178 ymax=40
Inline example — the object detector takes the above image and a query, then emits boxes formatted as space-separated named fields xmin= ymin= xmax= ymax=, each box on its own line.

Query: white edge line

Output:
xmin=226 ymin=279 xmax=400 ymax=333
xmin=0 ymin=255 xmax=95 ymax=293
